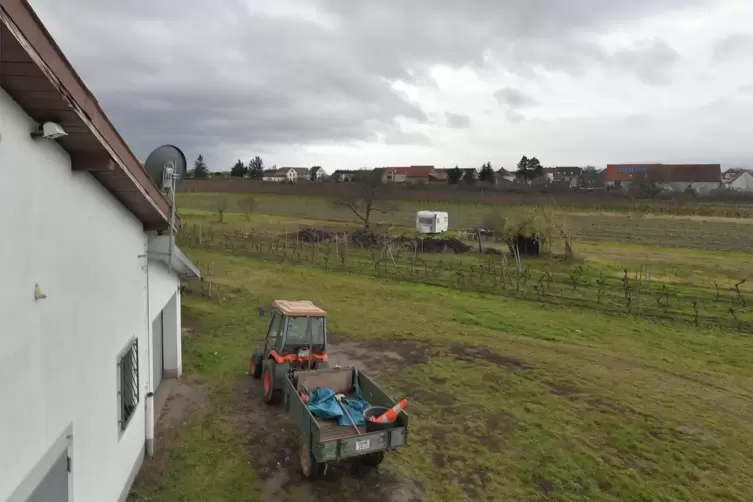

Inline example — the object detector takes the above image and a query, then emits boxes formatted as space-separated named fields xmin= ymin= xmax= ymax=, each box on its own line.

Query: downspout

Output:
xmin=167 ymin=169 xmax=177 ymax=274
xmin=144 ymin=251 xmax=155 ymax=457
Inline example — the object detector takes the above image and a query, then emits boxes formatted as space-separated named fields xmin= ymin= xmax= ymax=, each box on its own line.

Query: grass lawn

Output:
xmin=131 ymin=249 xmax=753 ymax=502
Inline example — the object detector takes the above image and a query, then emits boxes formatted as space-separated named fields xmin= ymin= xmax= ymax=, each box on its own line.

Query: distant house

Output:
xmin=496 ymin=167 xmax=515 ymax=183
xmin=263 ymin=167 xmax=309 ymax=183
xmin=553 ymin=167 xmax=582 ymax=187
xmin=262 ymin=169 xmax=285 ymax=182
xmin=310 ymin=166 xmax=326 ymax=181
xmin=331 ymin=170 xmax=359 ymax=182
xmin=377 ymin=165 xmax=447 ymax=183
xmin=579 ymin=168 xmax=606 ymax=189
xmin=723 ymin=169 xmax=753 ymax=192
xmin=541 ymin=168 xmax=556 ymax=183
xmin=605 ymin=164 xmax=721 ymax=194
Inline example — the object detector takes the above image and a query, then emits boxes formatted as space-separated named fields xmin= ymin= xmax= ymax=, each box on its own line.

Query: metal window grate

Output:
xmin=119 ymin=339 xmax=139 ymax=431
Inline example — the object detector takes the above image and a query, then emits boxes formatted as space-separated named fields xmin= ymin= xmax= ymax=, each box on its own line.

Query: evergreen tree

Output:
xmin=448 ymin=165 xmax=463 ymax=184
xmin=248 ymin=156 xmax=264 ymax=180
xmin=230 ymin=159 xmax=247 ymax=177
xmin=479 ymin=162 xmax=495 ymax=183
xmin=515 ymin=155 xmax=543 ymax=183
xmin=193 ymin=154 xmax=209 ymax=179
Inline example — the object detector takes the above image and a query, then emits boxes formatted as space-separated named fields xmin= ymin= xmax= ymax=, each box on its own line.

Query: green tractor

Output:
xmin=250 ymin=300 xmax=330 ymax=404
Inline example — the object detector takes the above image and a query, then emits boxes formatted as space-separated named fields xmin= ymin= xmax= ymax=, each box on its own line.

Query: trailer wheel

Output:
xmin=300 ymin=439 xmax=326 ymax=479
xmin=262 ymin=360 xmax=280 ymax=405
xmin=360 ymin=451 xmax=385 ymax=467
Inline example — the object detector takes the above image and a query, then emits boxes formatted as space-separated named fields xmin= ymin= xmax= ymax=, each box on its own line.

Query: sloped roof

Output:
xmin=607 ymin=164 xmax=721 ymax=182
xmin=722 ymin=168 xmax=750 ymax=182
xmin=378 ymin=165 xmax=438 ymax=177
xmin=725 ymin=169 xmax=753 ymax=184
xmin=556 ymin=166 xmax=582 ymax=176
xmin=0 ymin=0 xmax=171 ymax=230
xmin=657 ymin=164 xmax=721 ymax=182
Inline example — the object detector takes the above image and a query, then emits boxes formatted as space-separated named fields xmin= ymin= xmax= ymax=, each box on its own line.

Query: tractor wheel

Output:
xmin=249 ymin=351 xmax=263 ymax=379
xmin=300 ymin=439 xmax=326 ymax=479
xmin=262 ymin=360 xmax=280 ymax=405
xmin=360 ymin=451 xmax=385 ymax=467
xmin=314 ymin=360 xmax=330 ymax=370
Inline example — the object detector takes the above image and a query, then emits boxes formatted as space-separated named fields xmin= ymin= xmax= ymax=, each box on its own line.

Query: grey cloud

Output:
xmin=381 ymin=129 xmax=432 ymax=145
xmin=32 ymin=0 xmax=706 ymax=166
xmin=506 ymin=110 xmax=524 ymax=124
xmin=713 ymin=34 xmax=753 ymax=64
xmin=445 ymin=112 xmax=471 ymax=129
xmin=494 ymin=88 xmax=537 ymax=108
xmin=613 ymin=39 xmax=681 ymax=85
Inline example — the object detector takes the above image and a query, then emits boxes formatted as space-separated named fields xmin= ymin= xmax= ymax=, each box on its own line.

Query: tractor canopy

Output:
xmin=270 ymin=300 xmax=328 ymax=354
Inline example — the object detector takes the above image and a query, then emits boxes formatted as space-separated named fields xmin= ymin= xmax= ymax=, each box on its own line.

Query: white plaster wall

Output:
xmin=729 ymin=172 xmax=753 ymax=192
xmin=162 ymin=291 xmax=183 ymax=378
xmin=665 ymin=181 xmax=720 ymax=194
xmin=0 ymin=88 xmax=149 ymax=501
xmin=148 ymin=261 xmax=178 ymax=322
xmin=147 ymin=261 xmax=179 ymax=383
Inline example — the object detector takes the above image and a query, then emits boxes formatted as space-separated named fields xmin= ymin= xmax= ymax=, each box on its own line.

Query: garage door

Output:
xmin=152 ymin=312 xmax=164 ymax=390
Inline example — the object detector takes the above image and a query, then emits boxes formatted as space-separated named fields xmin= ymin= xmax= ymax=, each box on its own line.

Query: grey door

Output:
xmin=153 ymin=311 xmax=164 ymax=390
xmin=27 ymin=451 xmax=68 ymax=502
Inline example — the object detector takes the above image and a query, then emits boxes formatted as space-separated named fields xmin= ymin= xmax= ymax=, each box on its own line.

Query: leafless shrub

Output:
xmin=213 ymin=196 xmax=229 ymax=222
xmin=238 ymin=197 xmax=257 ymax=222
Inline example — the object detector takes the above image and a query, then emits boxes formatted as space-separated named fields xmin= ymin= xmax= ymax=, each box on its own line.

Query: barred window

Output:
xmin=118 ymin=339 xmax=139 ymax=431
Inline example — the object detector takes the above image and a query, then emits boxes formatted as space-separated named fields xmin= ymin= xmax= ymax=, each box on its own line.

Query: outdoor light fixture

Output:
xmin=31 ymin=121 xmax=67 ymax=140
xmin=34 ymin=283 xmax=47 ymax=301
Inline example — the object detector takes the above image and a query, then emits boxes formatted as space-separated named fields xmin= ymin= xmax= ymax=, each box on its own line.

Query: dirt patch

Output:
xmin=128 ymin=378 xmax=211 ymax=499
xmin=535 ymin=475 xmax=555 ymax=495
xmin=450 ymin=344 xmax=529 ymax=371
xmin=410 ymin=388 xmax=457 ymax=407
xmin=547 ymin=381 xmax=581 ymax=397
xmin=230 ymin=340 xmax=428 ymax=502
xmin=328 ymin=340 xmax=429 ymax=378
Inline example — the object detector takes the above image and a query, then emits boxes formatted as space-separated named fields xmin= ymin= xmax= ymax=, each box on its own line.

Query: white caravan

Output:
xmin=415 ymin=211 xmax=449 ymax=234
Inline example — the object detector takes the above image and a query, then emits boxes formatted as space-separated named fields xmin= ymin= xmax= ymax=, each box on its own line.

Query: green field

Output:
xmin=177 ymin=193 xmax=753 ymax=252
xmin=130 ymin=193 xmax=753 ymax=501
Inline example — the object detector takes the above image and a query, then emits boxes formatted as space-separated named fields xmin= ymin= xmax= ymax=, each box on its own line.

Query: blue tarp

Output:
xmin=305 ymin=374 xmax=372 ymax=426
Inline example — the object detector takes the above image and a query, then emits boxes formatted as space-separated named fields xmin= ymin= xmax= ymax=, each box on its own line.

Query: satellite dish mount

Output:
xmin=144 ymin=145 xmax=187 ymax=272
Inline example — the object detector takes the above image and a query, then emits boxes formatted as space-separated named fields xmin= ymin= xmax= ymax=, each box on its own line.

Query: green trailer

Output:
xmin=284 ymin=366 xmax=410 ymax=478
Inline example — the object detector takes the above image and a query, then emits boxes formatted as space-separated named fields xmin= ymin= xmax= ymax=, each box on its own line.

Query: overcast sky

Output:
xmin=33 ymin=0 xmax=753 ymax=171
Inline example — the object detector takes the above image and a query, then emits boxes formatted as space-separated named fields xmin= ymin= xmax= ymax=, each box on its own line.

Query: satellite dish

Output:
xmin=144 ymin=144 xmax=187 ymax=194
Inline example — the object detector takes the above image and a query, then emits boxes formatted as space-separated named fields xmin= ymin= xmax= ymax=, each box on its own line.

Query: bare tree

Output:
xmin=332 ymin=171 xmax=394 ymax=229
xmin=238 ymin=196 xmax=257 ymax=222
xmin=214 ymin=196 xmax=229 ymax=222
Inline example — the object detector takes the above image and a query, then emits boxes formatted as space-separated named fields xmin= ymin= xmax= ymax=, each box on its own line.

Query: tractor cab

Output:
xmin=250 ymin=300 xmax=330 ymax=403
xmin=265 ymin=300 xmax=328 ymax=362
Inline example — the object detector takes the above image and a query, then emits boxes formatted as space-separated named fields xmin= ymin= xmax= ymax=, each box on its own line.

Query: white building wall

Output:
xmin=728 ymin=172 xmax=753 ymax=192
xmin=147 ymin=261 xmax=180 ymax=381
xmin=664 ymin=181 xmax=720 ymax=194
xmin=0 ymin=88 xmax=152 ymax=501
xmin=162 ymin=291 xmax=183 ymax=378
xmin=148 ymin=261 xmax=178 ymax=320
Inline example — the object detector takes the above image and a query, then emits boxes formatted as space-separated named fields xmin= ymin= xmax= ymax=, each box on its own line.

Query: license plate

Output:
xmin=298 ymin=349 xmax=310 ymax=357
xmin=355 ymin=439 xmax=371 ymax=452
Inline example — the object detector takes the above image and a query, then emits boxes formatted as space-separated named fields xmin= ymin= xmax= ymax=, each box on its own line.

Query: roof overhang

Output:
xmin=0 ymin=0 xmax=172 ymax=231
xmin=147 ymin=236 xmax=201 ymax=280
